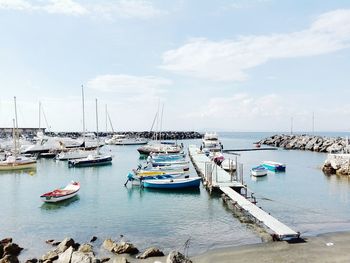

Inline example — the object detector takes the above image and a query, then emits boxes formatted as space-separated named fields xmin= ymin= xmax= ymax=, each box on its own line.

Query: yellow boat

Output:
xmin=135 ymin=170 xmax=185 ymax=177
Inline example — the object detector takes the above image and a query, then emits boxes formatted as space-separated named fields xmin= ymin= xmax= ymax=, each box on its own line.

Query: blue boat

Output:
xmin=251 ymin=165 xmax=268 ymax=177
xmin=142 ymin=177 xmax=201 ymax=189
xmin=261 ymin=161 xmax=286 ymax=172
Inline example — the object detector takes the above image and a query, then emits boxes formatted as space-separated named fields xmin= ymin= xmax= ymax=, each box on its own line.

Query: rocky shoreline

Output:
xmin=259 ymin=134 xmax=350 ymax=153
xmin=0 ymin=237 xmax=192 ymax=263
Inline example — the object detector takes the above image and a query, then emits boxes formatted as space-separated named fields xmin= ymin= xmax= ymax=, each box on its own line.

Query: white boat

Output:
xmin=40 ymin=181 xmax=80 ymax=203
xmin=251 ymin=165 xmax=268 ymax=177
xmin=142 ymin=177 xmax=201 ymax=189
xmin=105 ymin=134 xmax=148 ymax=145
xmin=202 ymin=132 xmax=222 ymax=152
xmin=55 ymin=149 xmax=96 ymax=161
xmin=221 ymin=159 xmax=236 ymax=171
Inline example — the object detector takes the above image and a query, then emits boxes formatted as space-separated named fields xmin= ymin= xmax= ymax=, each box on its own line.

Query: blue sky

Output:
xmin=0 ymin=0 xmax=350 ymax=132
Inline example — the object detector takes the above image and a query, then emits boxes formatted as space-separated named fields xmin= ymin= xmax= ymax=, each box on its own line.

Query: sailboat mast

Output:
xmin=14 ymin=96 xmax=19 ymax=156
xmin=82 ymin=85 xmax=86 ymax=150
xmin=105 ymin=104 xmax=108 ymax=134
xmin=160 ymin=103 xmax=164 ymax=141
xmin=12 ymin=119 xmax=16 ymax=157
xmin=96 ymin=98 xmax=100 ymax=155
xmin=39 ymin=101 xmax=41 ymax=131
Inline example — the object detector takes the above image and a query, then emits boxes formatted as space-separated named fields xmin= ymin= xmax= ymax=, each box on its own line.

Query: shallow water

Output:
xmin=1 ymin=132 xmax=350 ymax=260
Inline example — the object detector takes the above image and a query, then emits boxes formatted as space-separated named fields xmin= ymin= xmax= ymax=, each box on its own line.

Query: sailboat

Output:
xmin=68 ymin=98 xmax=113 ymax=167
xmin=56 ymin=86 xmax=95 ymax=161
xmin=0 ymin=97 xmax=36 ymax=171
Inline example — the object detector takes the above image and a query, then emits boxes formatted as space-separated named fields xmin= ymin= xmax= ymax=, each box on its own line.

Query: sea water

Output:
xmin=1 ymin=132 xmax=350 ymax=260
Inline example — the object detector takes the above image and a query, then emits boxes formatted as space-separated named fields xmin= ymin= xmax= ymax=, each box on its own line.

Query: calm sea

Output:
xmin=1 ymin=132 xmax=350 ymax=260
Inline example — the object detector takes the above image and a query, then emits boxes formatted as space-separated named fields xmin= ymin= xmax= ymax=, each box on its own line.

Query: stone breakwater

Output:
xmin=0 ymin=236 xmax=192 ymax=263
xmin=44 ymin=131 xmax=203 ymax=140
xmin=259 ymin=134 xmax=350 ymax=153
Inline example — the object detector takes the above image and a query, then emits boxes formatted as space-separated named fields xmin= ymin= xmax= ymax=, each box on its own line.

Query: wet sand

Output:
xmin=191 ymin=231 xmax=350 ymax=263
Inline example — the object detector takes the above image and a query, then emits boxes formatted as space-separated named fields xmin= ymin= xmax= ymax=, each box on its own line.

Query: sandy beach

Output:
xmin=191 ymin=231 xmax=350 ymax=263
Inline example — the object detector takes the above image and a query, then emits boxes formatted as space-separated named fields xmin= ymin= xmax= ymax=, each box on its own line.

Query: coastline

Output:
xmin=192 ymin=230 xmax=350 ymax=263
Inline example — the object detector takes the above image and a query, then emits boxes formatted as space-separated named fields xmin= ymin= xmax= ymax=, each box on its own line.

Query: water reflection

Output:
xmin=0 ymin=168 xmax=37 ymax=176
xmin=40 ymin=195 xmax=80 ymax=211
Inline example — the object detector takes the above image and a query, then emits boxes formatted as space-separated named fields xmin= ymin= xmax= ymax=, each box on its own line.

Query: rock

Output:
xmin=102 ymin=239 xmax=116 ymax=252
xmin=42 ymin=250 xmax=59 ymax=262
xmin=166 ymin=251 xmax=192 ymax=263
xmin=0 ymin=255 xmax=19 ymax=263
xmin=78 ymin=244 xmax=94 ymax=254
xmin=56 ymin=238 xmax=75 ymax=253
xmin=71 ymin=251 xmax=95 ymax=263
xmin=25 ymin=259 xmax=38 ymax=263
xmin=3 ymin=243 xmax=23 ymax=256
xmin=107 ymin=257 xmax=128 ymax=263
xmin=136 ymin=247 xmax=164 ymax=259
xmin=45 ymin=240 xmax=55 ymax=245
xmin=57 ymin=246 xmax=73 ymax=263
xmin=90 ymin=236 xmax=97 ymax=243
xmin=0 ymin=239 xmax=12 ymax=246
xmin=100 ymin=258 xmax=110 ymax=263
xmin=112 ymin=242 xmax=139 ymax=255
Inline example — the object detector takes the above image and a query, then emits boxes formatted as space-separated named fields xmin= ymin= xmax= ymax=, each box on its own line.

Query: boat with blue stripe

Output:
xmin=142 ymin=177 xmax=201 ymax=189
xmin=261 ymin=161 xmax=286 ymax=172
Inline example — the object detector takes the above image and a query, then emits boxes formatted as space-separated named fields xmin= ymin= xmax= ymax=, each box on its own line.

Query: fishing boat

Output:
xmin=40 ymin=181 xmax=80 ymax=203
xmin=251 ymin=165 xmax=268 ymax=177
xmin=134 ymin=169 xmax=186 ymax=177
xmin=55 ymin=149 xmax=96 ymax=161
xmin=142 ymin=177 xmax=201 ymax=189
xmin=261 ymin=161 xmax=286 ymax=172
xmin=105 ymin=134 xmax=148 ymax=145
xmin=141 ymin=163 xmax=190 ymax=172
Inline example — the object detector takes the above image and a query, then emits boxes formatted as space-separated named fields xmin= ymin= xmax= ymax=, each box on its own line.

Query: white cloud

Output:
xmin=93 ymin=0 xmax=166 ymax=19
xmin=161 ymin=9 xmax=350 ymax=81
xmin=0 ymin=0 xmax=165 ymax=18
xmin=87 ymin=74 xmax=172 ymax=102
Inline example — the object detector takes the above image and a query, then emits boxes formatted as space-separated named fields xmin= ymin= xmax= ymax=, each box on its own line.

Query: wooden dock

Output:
xmin=188 ymin=145 xmax=299 ymax=240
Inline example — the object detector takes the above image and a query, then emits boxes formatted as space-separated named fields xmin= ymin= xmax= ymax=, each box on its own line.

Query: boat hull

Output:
xmin=262 ymin=164 xmax=286 ymax=172
xmin=68 ymin=156 xmax=112 ymax=167
xmin=0 ymin=161 xmax=36 ymax=171
xmin=142 ymin=178 xmax=201 ymax=189
xmin=41 ymin=190 xmax=78 ymax=203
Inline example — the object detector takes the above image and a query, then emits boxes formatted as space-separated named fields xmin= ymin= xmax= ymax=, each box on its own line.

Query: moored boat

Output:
xmin=0 ymin=155 xmax=36 ymax=171
xmin=261 ymin=161 xmax=286 ymax=172
xmin=105 ymin=134 xmax=148 ymax=145
xmin=251 ymin=165 xmax=268 ymax=177
xmin=142 ymin=177 xmax=201 ymax=189
xmin=40 ymin=181 xmax=80 ymax=203
xmin=68 ymin=154 xmax=112 ymax=167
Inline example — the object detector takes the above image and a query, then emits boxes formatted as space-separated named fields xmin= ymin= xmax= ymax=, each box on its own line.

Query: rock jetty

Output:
xmin=259 ymin=134 xmax=350 ymax=153
xmin=44 ymin=131 xmax=203 ymax=140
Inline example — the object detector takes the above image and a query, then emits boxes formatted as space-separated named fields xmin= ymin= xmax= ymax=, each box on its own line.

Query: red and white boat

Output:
xmin=40 ymin=181 xmax=80 ymax=203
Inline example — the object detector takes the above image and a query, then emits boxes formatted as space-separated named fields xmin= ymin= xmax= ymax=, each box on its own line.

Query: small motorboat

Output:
xmin=261 ymin=161 xmax=286 ymax=172
xmin=134 ymin=169 xmax=186 ymax=177
xmin=251 ymin=165 xmax=268 ymax=177
xmin=40 ymin=181 xmax=80 ymax=203
xmin=142 ymin=177 xmax=201 ymax=189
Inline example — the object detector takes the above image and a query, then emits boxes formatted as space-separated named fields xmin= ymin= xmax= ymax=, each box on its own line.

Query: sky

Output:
xmin=0 ymin=0 xmax=350 ymax=132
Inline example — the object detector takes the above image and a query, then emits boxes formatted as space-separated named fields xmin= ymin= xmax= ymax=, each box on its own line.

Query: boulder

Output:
xmin=0 ymin=239 xmax=12 ymax=246
xmin=0 ymin=255 xmax=19 ymax=263
xmin=107 ymin=257 xmax=128 ymax=263
xmin=57 ymin=246 xmax=73 ymax=263
xmin=3 ymin=243 xmax=23 ymax=256
xmin=112 ymin=242 xmax=139 ymax=255
xmin=166 ymin=251 xmax=192 ymax=263
xmin=100 ymin=258 xmax=110 ymax=263
xmin=136 ymin=247 xmax=164 ymax=259
xmin=41 ymin=250 xmax=59 ymax=262
xmin=102 ymin=239 xmax=116 ymax=252
xmin=78 ymin=244 xmax=94 ymax=254
xmin=25 ymin=259 xmax=38 ymax=263
xmin=56 ymin=238 xmax=75 ymax=253
xmin=71 ymin=251 xmax=95 ymax=263
xmin=90 ymin=236 xmax=97 ymax=243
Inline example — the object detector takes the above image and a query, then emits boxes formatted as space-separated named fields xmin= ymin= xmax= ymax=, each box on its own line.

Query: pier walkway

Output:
xmin=189 ymin=145 xmax=299 ymax=240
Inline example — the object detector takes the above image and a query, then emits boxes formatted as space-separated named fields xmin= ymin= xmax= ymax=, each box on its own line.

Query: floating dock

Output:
xmin=188 ymin=145 xmax=299 ymax=240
